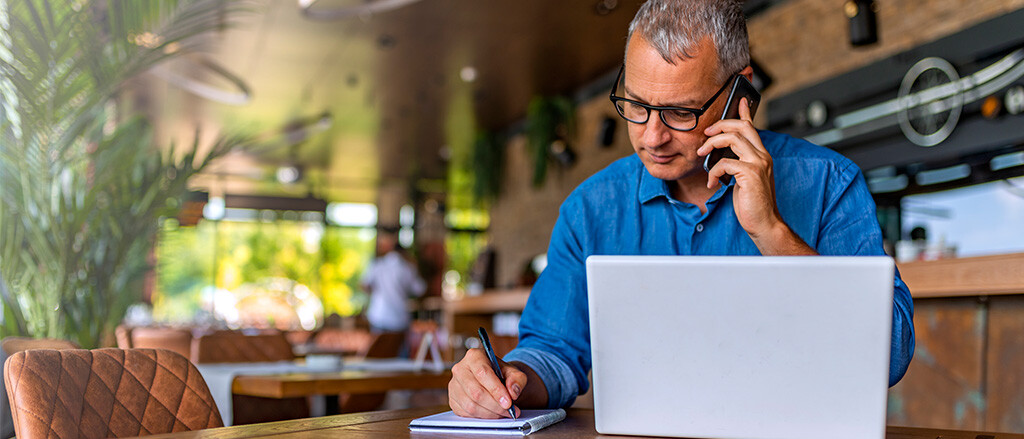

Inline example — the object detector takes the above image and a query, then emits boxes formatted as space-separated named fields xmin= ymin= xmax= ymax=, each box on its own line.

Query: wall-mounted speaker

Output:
xmin=749 ymin=57 xmax=773 ymax=92
xmin=598 ymin=116 xmax=617 ymax=147
xmin=845 ymin=0 xmax=878 ymax=47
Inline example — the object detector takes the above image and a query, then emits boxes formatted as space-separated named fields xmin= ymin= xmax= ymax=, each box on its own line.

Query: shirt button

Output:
xmin=696 ymin=223 xmax=704 ymax=232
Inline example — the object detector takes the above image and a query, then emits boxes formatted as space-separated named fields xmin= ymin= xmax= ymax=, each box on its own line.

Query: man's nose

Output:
xmin=639 ymin=111 xmax=671 ymax=147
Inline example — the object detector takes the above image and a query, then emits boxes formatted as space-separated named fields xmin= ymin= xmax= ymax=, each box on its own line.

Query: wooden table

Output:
xmin=231 ymin=370 xmax=453 ymax=398
xmin=131 ymin=406 xmax=1024 ymax=438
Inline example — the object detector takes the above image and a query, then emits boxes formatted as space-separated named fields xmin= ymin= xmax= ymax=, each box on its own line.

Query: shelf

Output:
xmin=897 ymin=252 xmax=1024 ymax=298
xmin=443 ymin=288 xmax=530 ymax=314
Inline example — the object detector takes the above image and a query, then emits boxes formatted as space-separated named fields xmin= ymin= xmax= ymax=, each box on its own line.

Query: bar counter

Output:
xmin=891 ymin=252 xmax=1024 ymax=433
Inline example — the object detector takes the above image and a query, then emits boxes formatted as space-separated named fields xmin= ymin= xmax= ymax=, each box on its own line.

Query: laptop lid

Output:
xmin=585 ymin=256 xmax=894 ymax=439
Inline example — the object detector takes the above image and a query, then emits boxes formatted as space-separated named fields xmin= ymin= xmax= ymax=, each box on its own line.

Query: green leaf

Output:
xmin=0 ymin=0 xmax=251 ymax=347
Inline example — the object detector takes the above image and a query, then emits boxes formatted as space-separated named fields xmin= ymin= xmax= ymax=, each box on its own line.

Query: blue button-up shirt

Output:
xmin=504 ymin=130 xmax=915 ymax=408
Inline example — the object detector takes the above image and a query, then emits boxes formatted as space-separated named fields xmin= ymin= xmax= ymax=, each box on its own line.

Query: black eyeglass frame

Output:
xmin=608 ymin=65 xmax=735 ymax=132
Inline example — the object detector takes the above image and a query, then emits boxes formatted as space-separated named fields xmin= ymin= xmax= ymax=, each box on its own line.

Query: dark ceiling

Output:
xmin=153 ymin=0 xmax=777 ymax=204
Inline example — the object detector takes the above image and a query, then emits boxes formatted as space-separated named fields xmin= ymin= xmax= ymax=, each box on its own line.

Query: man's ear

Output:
xmin=739 ymin=66 xmax=754 ymax=83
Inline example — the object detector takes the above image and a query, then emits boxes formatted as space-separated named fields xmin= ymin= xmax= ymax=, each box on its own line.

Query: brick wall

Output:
xmin=487 ymin=1 xmax=1024 ymax=287
xmin=752 ymin=0 xmax=1024 ymax=100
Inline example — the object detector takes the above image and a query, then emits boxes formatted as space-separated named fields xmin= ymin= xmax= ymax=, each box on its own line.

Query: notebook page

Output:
xmin=409 ymin=409 xmax=566 ymax=435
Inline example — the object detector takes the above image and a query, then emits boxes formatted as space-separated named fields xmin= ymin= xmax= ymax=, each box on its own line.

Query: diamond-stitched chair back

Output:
xmin=3 ymin=348 xmax=223 ymax=439
xmin=191 ymin=332 xmax=294 ymax=363
xmin=336 ymin=331 xmax=406 ymax=413
xmin=359 ymin=331 xmax=405 ymax=359
xmin=1 ymin=337 xmax=80 ymax=439
xmin=191 ymin=331 xmax=307 ymax=425
xmin=130 ymin=327 xmax=193 ymax=359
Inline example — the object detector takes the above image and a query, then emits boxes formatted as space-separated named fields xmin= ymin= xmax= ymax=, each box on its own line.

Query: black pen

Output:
xmin=478 ymin=327 xmax=518 ymax=420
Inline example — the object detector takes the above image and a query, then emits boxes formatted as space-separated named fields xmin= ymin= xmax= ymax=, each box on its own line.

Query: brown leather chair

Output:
xmin=191 ymin=331 xmax=308 ymax=425
xmin=114 ymin=325 xmax=133 ymax=348
xmin=337 ymin=331 xmax=406 ymax=413
xmin=3 ymin=348 xmax=222 ymax=439
xmin=0 ymin=336 xmax=79 ymax=354
xmin=129 ymin=327 xmax=193 ymax=359
xmin=310 ymin=328 xmax=373 ymax=355
xmin=191 ymin=331 xmax=295 ymax=363
xmin=1 ymin=337 xmax=80 ymax=439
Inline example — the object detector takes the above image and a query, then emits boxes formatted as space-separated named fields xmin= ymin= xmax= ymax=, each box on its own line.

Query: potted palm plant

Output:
xmin=0 ymin=0 xmax=248 ymax=347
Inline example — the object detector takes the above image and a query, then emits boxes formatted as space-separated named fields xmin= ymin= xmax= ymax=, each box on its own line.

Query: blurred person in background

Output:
xmin=360 ymin=230 xmax=426 ymax=334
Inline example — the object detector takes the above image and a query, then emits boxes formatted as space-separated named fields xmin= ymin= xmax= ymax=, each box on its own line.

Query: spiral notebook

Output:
xmin=408 ymin=409 xmax=566 ymax=435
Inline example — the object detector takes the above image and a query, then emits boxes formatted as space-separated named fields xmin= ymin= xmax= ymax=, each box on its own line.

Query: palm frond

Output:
xmin=0 ymin=0 xmax=251 ymax=346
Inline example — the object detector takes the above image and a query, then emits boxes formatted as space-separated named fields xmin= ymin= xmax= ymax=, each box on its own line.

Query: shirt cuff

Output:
xmin=504 ymin=346 xmax=580 ymax=409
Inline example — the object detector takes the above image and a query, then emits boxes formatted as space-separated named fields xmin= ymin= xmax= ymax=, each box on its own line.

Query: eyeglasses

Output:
xmin=609 ymin=65 xmax=734 ymax=132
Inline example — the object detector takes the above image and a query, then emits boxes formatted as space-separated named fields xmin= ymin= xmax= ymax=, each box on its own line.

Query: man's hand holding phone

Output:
xmin=700 ymin=96 xmax=780 ymax=236
xmin=699 ymin=88 xmax=815 ymax=256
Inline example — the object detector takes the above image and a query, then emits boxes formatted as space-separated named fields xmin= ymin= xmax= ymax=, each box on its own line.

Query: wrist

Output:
xmin=750 ymin=218 xmax=816 ymax=256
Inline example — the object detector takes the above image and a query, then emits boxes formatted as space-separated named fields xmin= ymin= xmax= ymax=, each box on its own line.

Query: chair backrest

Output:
xmin=4 ymin=348 xmax=223 ymax=439
xmin=0 ymin=337 xmax=79 ymax=353
xmin=191 ymin=332 xmax=294 ymax=363
xmin=359 ymin=332 xmax=405 ymax=359
xmin=114 ymin=325 xmax=133 ymax=348
xmin=1 ymin=337 xmax=80 ymax=439
xmin=311 ymin=328 xmax=372 ymax=355
xmin=130 ymin=327 xmax=193 ymax=359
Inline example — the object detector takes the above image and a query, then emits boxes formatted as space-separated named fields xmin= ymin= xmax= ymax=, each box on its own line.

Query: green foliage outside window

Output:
xmin=154 ymin=217 xmax=375 ymax=325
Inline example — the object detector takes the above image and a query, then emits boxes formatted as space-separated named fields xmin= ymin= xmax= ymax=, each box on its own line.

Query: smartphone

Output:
xmin=703 ymin=74 xmax=761 ymax=185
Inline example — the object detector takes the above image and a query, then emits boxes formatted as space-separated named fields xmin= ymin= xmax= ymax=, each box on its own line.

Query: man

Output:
xmin=448 ymin=0 xmax=915 ymax=418
xmin=360 ymin=231 xmax=426 ymax=333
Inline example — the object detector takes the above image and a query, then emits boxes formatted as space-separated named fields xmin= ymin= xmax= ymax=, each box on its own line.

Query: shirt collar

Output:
xmin=637 ymin=164 xmax=736 ymax=204
xmin=638 ymin=167 xmax=671 ymax=203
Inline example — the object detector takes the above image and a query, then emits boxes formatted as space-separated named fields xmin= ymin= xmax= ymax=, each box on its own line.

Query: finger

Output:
xmin=452 ymin=351 xmax=514 ymax=417
xmin=449 ymin=382 xmax=469 ymax=416
xmin=704 ymin=108 xmax=761 ymax=149
xmin=704 ymin=117 xmax=759 ymax=142
xmin=451 ymin=370 xmax=509 ymax=418
xmin=450 ymin=383 xmax=504 ymax=419
xmin=451 ymin=352 xmax=513 ymax=418
xmin=738 ymin=97 xmax=754 ymax=122
xmin=697 ymin=132 xmax=757 ymax=161
xmin=470 ymin=356 xmax=516 ymax=411
xmin=706 ymin=158 xmax=756 ymax=189
xmin=502 ymin=364 xmax=528 ymax=401
xmin=706 ymin=158 xmax=733 ymax=188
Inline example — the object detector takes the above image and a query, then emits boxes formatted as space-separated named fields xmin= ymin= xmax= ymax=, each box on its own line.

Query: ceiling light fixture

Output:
xmin=266 ymin=111 xmax=333 ymax=146
xmin=298 ymin=0 xmax=424 ymax=20
xmin=459 ymin=66 xmax=477 ymax=83
xmin=276 ymin=165 xmax=303 ymax=184
xmin=595 ymin=0 xmax=618 ymax=16
xmin=149 ymin=55 xmax=251 ymax=106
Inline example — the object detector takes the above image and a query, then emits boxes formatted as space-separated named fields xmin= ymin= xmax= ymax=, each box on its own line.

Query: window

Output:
xmin=154 ymin=212 xmax=376 ymax=327
xmin=900 ymin=176 xmax=1024 ymax=258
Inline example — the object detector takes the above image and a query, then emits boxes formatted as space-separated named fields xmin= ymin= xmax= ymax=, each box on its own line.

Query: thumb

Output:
xmin=502 ymin=362 xmax=528 ymax=400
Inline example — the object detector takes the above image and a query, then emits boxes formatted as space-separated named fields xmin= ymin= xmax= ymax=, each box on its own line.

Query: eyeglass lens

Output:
xmin=614 ymin=100 xmax=699 ymax=130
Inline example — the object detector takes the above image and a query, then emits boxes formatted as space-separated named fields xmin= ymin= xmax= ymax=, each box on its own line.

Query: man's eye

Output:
xmin=665 ymin=110 xmax=695 ymax=122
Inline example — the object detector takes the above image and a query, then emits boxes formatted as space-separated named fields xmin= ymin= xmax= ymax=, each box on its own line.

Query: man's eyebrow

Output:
xmin=623 ymin=85 xmax=699 ymax=108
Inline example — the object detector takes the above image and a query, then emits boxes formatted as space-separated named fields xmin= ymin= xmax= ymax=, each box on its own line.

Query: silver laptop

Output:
xmin=585 ymin=256 xmax=894 ymax=439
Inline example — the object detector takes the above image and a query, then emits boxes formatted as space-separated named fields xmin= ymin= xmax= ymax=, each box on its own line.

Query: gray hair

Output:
xmin=626 ymin=0 xmax=750 ymax=83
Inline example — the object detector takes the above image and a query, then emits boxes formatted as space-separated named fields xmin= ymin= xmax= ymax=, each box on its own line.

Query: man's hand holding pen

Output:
xmin=448 ymin=345 xmax=526 ymax=419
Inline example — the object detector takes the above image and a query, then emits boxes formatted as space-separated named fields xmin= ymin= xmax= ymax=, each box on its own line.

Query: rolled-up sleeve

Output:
xmin=504 ymin=202 xmax=592 ymax=408
xmin=816 ymin=163 xmax=915 ymax=386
